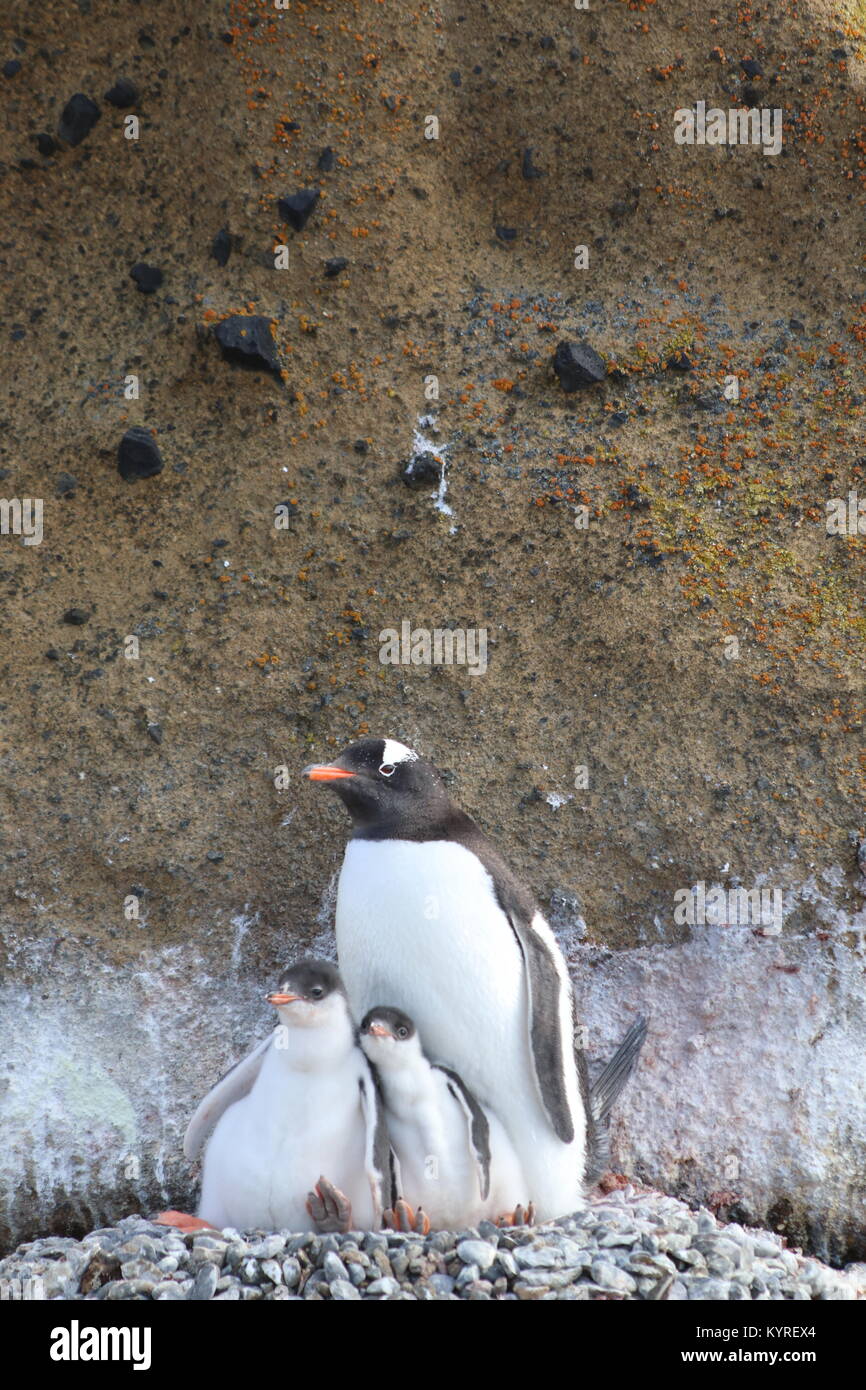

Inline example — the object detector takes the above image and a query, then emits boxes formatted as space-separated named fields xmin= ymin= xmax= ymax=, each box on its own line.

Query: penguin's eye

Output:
xmin=397 ymin=1025 xmax=409 ymax=1039
xmin=378 ymin=763 xmax=396 ymax=777
xmin=310 ymin=986 xmax=324 ymax=999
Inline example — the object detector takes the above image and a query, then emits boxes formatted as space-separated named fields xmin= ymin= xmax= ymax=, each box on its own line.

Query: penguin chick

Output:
xmin=360 ymin=1006 xmax=530 ymax=1230
xmin=195 ymin=959 xmax=390 ymax=1233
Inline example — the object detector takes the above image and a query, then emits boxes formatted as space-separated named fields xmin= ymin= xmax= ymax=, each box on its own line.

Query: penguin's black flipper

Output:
xmin=591 ymin=1015 xmax=648 ymax=1127
xmin=508 ymin=911 xmax=577 ymax=1144
xmin=584 ymin=1015 xmax=648 ymax=1184
xmin=433 ymin=1063 xmax=492 ymax=1202
xmin=452 ymin=813 xmax=579 ymax=1146
xmin=359 ymin=1062 xmax=392 ymax=1224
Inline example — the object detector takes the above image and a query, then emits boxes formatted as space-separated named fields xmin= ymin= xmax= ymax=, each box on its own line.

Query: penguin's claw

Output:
xmin=383 ymin=1199 xmax=430 ymax=1235
xmin=306 ymin=1175 xmax=353 ymax=1234
xmin=153 ymin=1210 xmax=218 ymax=1233
xmin=496 ymin=1202 xmax=536 ymax=1228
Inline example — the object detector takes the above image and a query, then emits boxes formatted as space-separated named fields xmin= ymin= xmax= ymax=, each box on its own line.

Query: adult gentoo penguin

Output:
xmin=303 ymin=738 xmax=586 ymax=1220
xmin=187 ymin=959 xmax=391 ymax=1233
xmin=360 ymin=1005 xmax=531 ymax=1230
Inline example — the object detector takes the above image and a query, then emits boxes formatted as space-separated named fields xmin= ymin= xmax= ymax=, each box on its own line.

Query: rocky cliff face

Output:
xmin=1 ymin=0 xmax=864 ymax=1260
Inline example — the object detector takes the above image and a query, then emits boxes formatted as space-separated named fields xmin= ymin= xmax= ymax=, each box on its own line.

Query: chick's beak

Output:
xmin=266 ymin=991 xmax=301 ymax=1006
xmin=368 ymin=1022 xmax=392 ymax=1039
xmin=303 ymin=763 xmax=356 ymax=782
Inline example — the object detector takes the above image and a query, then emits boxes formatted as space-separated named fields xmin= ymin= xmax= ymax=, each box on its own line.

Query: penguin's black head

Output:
xmin=359 ymin=1006 xmax=420 ymax=1070
xmin=360 ymin=1006 xmax=416 ymax=1043
xmin=303 ymin=738 xmax=451 ymax=835
xmin=266 ymin=957 xmax=345 ymax=1011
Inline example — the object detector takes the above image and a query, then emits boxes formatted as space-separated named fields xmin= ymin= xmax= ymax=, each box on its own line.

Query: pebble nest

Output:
xmin=3 ymin=1188 xmax=864 ymax=1301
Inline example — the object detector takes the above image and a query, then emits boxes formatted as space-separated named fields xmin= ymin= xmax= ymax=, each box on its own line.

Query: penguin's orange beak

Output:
xmin=368 ymin=1022 xmax=392 ymax=1039
xmin=266 ymin=991 xmax=301 ymax=1006
xmin=303 ymin=764 xmax=356 ymax=781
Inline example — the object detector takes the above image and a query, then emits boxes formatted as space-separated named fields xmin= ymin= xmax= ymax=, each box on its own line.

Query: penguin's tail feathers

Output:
xmin=590 ymin=1013 xmax=648 ymax=1128
xmin=584 ymin=1014 xmax=648 ymax=1185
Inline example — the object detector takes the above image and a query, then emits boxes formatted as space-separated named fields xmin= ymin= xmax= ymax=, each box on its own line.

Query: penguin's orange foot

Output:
xmin=383 ymin=1199 xmax=430 ymax=1235
xmin=153 ymin=1210 xmax=218 ymax=1233
xmin=306 ymin=1176 xmax=353 ymax=1234
xmin=496 ymin=1202 xmax=536 ymax=1228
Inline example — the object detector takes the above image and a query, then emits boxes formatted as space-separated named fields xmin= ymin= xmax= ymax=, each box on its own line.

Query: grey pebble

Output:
xmin=456 ymin=1239 xmax=497 ymax=1271
xmin=190 ymin=1264 xmax=218 ymax=1300
xmin=590 ymin=1260 xmax=638 ymax=1295
xmin=329 ymin=1278 xmax=361 ymax=1301
xmin=515 ymin=1245 xmax=564 ymax=1270
xmin=514 ymin=1282 xmax=557 ymax=1300
xmin=366 ymin=1276 xmax=400 ymax=1297
xmin=517 ymin=1267 xmax=580 ymax=1290
xmin=323 ymin=1251 xmax=350 ymax=1283
xmin=250 ymin=1235 xmax=286 ymax=1260
xmin=455 ymin=1262 xmax=480 ymax=1289
xmin=426 ymin=1273 xmax=456 ymax=1296
xmin=598 ymin=1228 xmax=639 ymax=1248
xmin=154 ymin=1282 xmax=187 ymax=1300
xmin=493 ymin=1249 xmax=519 ymax=1279
xmin=752 ymin=1236 xmax=783 ymax=1258
xmin=686 ymin=1277 xmax=732 ymax=1300
xmin=239 ymin=1258 xmax=263 ymax=1285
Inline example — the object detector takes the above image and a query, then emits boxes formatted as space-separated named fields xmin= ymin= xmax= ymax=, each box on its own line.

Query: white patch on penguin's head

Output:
xmin=380 ymin=738 xmax=418 ymax=769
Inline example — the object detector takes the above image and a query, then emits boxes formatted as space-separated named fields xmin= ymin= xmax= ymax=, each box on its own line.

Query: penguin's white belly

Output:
xmin=387 ymin=1081 xmax=530 ymax=1229
xmin=336 ymin=838 xmax=584 ymax=1219
xmin=338 ymin=839 xmax=527 ymax=1106
xmin=385 ymin=1076 xmax=482 ymax=1230
xmin=483 ymin=1112 xmax=532 ymax=1222
xmin=198 ymin=1048 xmax=373 ymax=1232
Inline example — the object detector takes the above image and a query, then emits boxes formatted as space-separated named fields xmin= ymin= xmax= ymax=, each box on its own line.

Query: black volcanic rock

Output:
xmin=665 ymin=350 xmax=694 ymax=371
xmin=213 ymin=315 xmax=282 ymax=375
xmin=55 ymin=472 xmax=78 ymax=498
xmin=104 ymin=78 xmax=139 ymax=107
xmin=58 ymin=93 xmax=101 ymax=146
xmin=117 ymin=427 xmax=164 ymax=481
xmin=324 ymin=257 xmax=348 ymax=277
xmin=317 ymin=147 xmax=335 ymax=171
xmin=211 ymin=227 xmax=231 ymax=266
xmin=401 ymin=451 xmax=442 ymax=488
xmin=553 ymin=339 xmax=606 ymax=391
xmin=130 ymin=263 xmax=163 ymax=294
xmin=277 ymin=189 xmax=319 ymax=231
xmin=35 ymin=133 xmax=57 ymax=156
